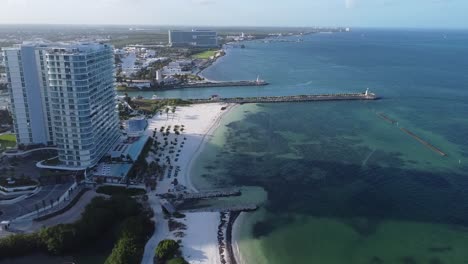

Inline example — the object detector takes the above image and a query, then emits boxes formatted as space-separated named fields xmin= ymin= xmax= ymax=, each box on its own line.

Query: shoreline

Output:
xmin=232 ymin=212 xmax=246 ymax=264
xmin=184 ymin=103 xmax=237 ymax=192
xmin=184 ymin=103 xmax=246 ymax=264
xmin=141 ymin=102 xmax=242 ymax=264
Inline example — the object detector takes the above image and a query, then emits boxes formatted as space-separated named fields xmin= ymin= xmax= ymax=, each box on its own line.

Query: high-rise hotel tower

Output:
xmin=2 ymin=43 xmax=120 ymax=169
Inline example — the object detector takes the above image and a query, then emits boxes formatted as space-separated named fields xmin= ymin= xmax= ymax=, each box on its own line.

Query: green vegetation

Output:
xmin=116 ymin=85 xmax=139 ymax=92
xmin=0 ymin=196 xmax=154 ymax=263
xmin=104 ymin=215 xmax=152 ymax=264
xmin=0 ymin=133 xmax=16 ymax=142
xmin=191 ymin=49 xmax=219 ymax=59
xmin=131 ymin=99 xmax=192 ymax=115
xmin=0 ymin=133 xmax=16 ymax=153
xmin=109 ymin=33 xmax=168 ymax=48
xmin=132 ymin=60 xmax=170 ymax=80
xmin=96 ymin=185 xmax=146 ymax=196
xmin=155 ymin=239 xmax=188 ymax=263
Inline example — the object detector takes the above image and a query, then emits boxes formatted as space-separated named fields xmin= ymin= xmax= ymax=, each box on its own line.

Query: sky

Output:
xmin=0 ymin=0 xmax=467 ymax=29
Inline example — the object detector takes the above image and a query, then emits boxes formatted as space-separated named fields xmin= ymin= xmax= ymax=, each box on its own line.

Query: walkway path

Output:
xmin=141 ymin=192 xmax=169 ymax=264
xmin=6 ymin=190 xmax=105 ymax=234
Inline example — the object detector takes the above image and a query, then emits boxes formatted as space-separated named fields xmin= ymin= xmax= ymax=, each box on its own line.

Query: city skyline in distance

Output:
xmin=0 ymin=0 xmax=467 ymax=29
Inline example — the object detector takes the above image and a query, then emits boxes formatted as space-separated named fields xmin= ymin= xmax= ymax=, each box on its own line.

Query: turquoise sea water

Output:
xmin=138 ymin=29 xmax=468 ymax=263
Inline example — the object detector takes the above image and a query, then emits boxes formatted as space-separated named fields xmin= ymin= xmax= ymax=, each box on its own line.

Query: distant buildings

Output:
xmin=2 ymin=42 xmax=120 ymax=170
xmin=162 ymin=60 xmax=193 ymax=76
xmin=125 ymin=80 xmax=152 ymax=89
xmin=169 ymin=30 xmax=218 ymax=48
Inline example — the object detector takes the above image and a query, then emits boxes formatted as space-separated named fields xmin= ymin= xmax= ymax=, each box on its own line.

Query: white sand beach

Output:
xmin=141 ymin=102 xmax=236 ymax=264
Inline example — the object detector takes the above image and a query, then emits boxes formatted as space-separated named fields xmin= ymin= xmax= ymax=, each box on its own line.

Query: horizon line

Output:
xmin=0 ymin=23 xmax=467 ymax=31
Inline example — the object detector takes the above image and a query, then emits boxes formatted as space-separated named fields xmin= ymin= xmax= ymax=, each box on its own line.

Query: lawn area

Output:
xmin=192 ymin=49 xmax=218 ymax=59
xmin=132 ymin=99 xmax=192 ymax=114
xmin=0 ymin=134 xmax=16 ymax=152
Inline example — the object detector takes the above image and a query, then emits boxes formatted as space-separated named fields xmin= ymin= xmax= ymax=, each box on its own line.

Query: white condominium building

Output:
xmin=3 ymin=43 xmax=120 ymax=169
xmin=3 ymin=44 xmax=52 ymax=146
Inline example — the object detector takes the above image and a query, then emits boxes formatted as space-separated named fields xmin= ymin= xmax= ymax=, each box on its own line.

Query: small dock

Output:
xmin=180 ymin=204 xmax=258 ymax=213
xmin=178 ymin=189 xmax=241 ymax=200
xmin=189 ymin=91 xmax=378 ymax=104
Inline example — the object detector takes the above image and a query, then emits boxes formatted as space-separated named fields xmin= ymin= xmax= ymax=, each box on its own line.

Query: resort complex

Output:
xmin=0 ymin=7 xmax=466 ymax=263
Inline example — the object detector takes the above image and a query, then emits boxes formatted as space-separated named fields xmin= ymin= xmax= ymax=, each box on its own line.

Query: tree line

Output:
xmin=0 ymin=195 xmax=154 ymax=263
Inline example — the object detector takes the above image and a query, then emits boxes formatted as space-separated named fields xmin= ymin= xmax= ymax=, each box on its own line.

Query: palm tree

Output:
xmin=165 ymin=107 xmax=170 ymax=120
xmin=171 ymin=106 xmax=176 ymax=120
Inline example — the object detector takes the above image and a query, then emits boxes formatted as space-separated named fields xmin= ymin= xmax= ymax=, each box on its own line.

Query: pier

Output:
xmin=178 ymin=80 xmax=268 ymax=89
xmin=180 ymin=204 xmax=258 ymax=213
xmin=189 ymin=91 xmax=378 ymax=104
xmin=400 ymin=128 xmax=448 ymax=157
xmin=178 ymin=189 xmax=241 ymax=200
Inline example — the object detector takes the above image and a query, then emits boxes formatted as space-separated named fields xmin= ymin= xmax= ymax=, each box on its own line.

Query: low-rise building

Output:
xmin=126 ymin=117 xmax=148 ymax=136
xmin=127 ymin=80 xmax=152 ymax=89
xmin=162 ymin=60 xmax=193 ymax=76
xmin=93 ymin=135 xmax=150 ymax=183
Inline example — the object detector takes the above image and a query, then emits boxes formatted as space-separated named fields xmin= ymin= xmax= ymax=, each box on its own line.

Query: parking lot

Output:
xmin=0 ymin=182 xmax=73 ymax=221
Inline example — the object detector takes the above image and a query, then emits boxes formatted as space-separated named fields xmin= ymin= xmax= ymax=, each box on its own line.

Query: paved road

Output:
xmin=0 ymin=182 xmax=73 ymax=221
xmin=18 ymin=190 xmax=105 ymax=232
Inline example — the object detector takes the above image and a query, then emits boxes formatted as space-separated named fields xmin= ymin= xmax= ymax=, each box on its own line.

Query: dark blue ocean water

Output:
xmin=126 ymin=29 xmax=468 ymax=100
xmin=182 ymin=29 xmax=468 ymax=264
